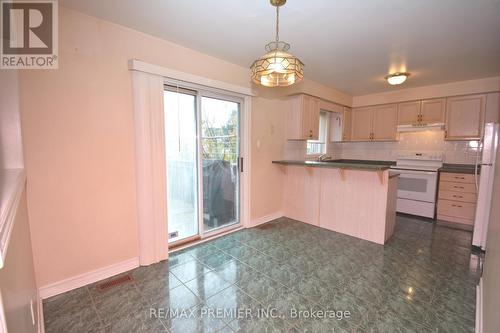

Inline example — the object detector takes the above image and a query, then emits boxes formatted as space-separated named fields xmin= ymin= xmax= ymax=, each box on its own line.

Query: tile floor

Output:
xmin=43 ymin=215 xmax=481 ymax=332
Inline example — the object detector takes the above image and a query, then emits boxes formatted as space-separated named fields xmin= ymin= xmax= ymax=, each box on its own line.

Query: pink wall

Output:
xmin=18 ymin=8 xmax=254 ymax=287
xmin=0 ymin=70 xmax=24 ymax=169
xmin=250 ymin=97 xmax=288 ymax=222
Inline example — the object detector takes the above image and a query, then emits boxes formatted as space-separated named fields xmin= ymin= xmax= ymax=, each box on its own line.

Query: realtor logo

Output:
xmin=1 ymin=0 xmax=58 ymax=69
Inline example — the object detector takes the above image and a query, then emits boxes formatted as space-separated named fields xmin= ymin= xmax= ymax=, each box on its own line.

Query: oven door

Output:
xmin=394 ymin=169 xmax=438 ymax=203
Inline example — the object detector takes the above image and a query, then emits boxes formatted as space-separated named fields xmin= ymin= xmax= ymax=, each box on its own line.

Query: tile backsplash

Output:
xmin=284 ymin=130 xmax=480 ymax=164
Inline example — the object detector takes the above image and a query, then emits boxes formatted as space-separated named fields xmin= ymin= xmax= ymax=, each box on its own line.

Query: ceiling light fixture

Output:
xmin=385 ymin=72 xmax=410 ymax=85
xmin=251 ymin=0 xmax=304 ymax=87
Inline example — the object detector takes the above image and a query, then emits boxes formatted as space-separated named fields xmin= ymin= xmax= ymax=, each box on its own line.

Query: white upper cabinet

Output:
xmin=351 ymin=104 xmax=398 ymax=141
xmin=445 ymin=94 xmax=486 ymax=140
xmin=398 ymin=101 xmax=421 ymax=125
xmin=372 ymin=104 xmax=398 ymax=141
xmin=398 ymin=98 xmax=445 ymax=126
xmin=342 ymin=107 xmax=352 ymax=141
xmin=287 ymin=94 xmax=320 ymax=140
xmin=421 ymin=98 xmax=446 ymax=124
xmin=351 ymin=107 xmax=373 ymax=141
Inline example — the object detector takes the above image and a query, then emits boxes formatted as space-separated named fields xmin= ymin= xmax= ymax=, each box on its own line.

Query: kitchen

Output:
xmin=1 ymin=1 xmax=500 ymax=332
xmin=274 ymin=91 xmax=498 ymax=249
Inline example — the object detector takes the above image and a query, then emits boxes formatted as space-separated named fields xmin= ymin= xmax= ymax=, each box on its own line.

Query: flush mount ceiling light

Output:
xmin=385 ymin=72 xmax=410 ymax=85
xmin=251 ymin=0 xmax=304 ymax=87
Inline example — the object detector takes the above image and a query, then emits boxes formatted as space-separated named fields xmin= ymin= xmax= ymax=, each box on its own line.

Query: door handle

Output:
xmin=240 ymin=157 xmax=243 ymax=173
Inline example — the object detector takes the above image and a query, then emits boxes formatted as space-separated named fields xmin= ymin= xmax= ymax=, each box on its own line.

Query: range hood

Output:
xmin=397 ymin=123 xmax=445 ymax=132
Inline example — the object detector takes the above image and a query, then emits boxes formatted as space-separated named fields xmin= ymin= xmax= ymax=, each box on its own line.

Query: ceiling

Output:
xmin=59 ymin=0 xmax=500 ymax=95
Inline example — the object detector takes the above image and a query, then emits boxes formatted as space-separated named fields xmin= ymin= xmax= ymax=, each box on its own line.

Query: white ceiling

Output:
xmin=60 ymin=0 xmax=500 ymax=95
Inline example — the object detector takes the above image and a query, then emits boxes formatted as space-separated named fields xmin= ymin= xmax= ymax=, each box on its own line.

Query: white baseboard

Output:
xmin=39 ymin=257 xmax=139 ymax=299
xmin=476 ymin=278 xmax=483 ymax=333
xmin=250 ymin=211 xmax=284 ymax=227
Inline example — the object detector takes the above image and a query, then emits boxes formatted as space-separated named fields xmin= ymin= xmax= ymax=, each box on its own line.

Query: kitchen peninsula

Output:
xmin=273 ymin=160 xmax=399 ymax=245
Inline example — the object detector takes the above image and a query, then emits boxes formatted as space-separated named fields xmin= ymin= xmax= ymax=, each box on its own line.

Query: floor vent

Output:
xmin=97 ymin=274 xmax=133 ymax=291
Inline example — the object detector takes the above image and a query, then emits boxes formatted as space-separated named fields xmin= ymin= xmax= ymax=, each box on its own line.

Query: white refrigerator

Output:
xmin=473 ymin=123 xmax=499 ymax=250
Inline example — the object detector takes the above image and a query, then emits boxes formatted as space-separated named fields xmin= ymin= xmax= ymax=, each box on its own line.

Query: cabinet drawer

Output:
xmin=438 ymin=190 xmax=477 ymax=203
xmin=440 ymin=172 xmax=475 ymax=184
xmin=439 ymin=181 xmax=477 ymax=194
xmin=437 ymin=214 xmax=474 ymax=226
xmin=437 ymin=199 xmax=476 ymax=219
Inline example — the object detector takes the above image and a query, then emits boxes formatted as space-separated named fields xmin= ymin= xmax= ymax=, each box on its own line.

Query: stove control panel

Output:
xmin=396 ymin=151 xmax=444 ymax=161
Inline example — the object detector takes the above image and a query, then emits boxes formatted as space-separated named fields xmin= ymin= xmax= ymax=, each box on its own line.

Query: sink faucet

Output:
xmin=317 ymin=154 xmax=332 ymax=162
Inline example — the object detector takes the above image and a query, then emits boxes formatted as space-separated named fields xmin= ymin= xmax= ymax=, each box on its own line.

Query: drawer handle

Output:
xmin=452 ymin=204 xmax=463 ymax=208
xmin=453 ymin=186 xmax=464 ymax=189
xmin=454 ymin=176 xmax=465 ymax=180
xmin=452 ymin=195 xmax=463 ymax=198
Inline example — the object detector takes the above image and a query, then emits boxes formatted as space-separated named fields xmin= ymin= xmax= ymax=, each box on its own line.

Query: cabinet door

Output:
xmin=308 ymin=97 xmax=320 ymax=140
xmin=421 ymin=98 xmax=445 ymax=124
xmin=398 ymin=101 xmax=420 ymax=125
xmin=351 ymin=107 xmax=373 ymax=141
xmin=287 ymin=95 xmax=307 ymax=140
xmin=284 ymin=166 xmax=320 ymax=226
xmin=301 ymin=95 xmax=313 ymax=140
xmin=343 ymin=107 xmax=352 ymax=141
xmin=372 ymin=104 xmax=398 ymax=141
xmin=446 ymin=94 xmax=486 ymax=140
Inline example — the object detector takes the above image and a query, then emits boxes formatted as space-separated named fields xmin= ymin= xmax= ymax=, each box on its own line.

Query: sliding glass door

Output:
xmin=201 ymin=96 xmax=240 ymax=232
xmin=164 ymin=86 xmax=241 ymax=244
xmin=164 ymin=88 xmax=199 ymax=243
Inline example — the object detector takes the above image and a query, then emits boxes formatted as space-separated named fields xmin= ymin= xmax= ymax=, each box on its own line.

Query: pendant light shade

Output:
xmin=251 ymin=0 xmax=304 ymax=87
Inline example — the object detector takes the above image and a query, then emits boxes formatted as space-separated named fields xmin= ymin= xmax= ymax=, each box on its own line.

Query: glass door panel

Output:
xmin=200 ymin=96 xmax=240 ymax=232
xmin=164 ymin=89 xmax=199 ymax=243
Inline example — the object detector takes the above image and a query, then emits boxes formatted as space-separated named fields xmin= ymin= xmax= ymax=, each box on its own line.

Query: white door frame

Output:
xmin=164 ymin=79 xmax=250 ymax=243
xmin=130 ymin=60 xmax=252 ymax=264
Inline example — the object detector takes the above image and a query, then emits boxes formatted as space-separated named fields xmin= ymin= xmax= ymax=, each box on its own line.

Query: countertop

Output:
xmin=272 ymin=159 xmax=393 ymax=171
xmin=439 ymin=163 xmax=479 ymax=175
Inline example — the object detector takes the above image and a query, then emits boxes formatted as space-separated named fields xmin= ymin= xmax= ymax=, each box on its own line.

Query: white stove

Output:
xmin=390 ymin=152 xmax=443 ymax=218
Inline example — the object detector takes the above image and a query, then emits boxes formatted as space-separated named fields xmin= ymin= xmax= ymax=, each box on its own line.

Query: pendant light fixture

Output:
xmin=251 ymin=0 xmax=304 ymax=87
